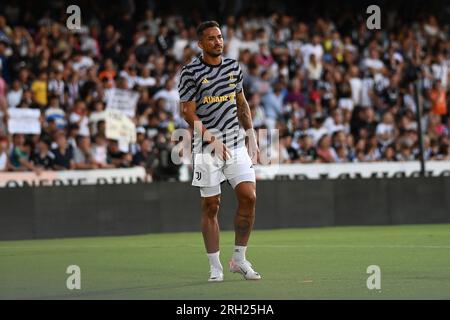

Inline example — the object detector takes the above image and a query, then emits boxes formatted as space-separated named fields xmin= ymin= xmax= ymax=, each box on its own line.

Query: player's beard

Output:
xmin=206 ymin=47 xmax=223 ymax=58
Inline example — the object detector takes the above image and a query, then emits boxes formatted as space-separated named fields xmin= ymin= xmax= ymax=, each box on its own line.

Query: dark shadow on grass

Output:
xmin=21 ymin=279 xmax=244 ymax=300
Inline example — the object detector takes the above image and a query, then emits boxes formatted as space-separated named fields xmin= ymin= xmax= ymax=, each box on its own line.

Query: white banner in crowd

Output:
xmin=254 ymin=161 xmax=450 ymax=180
xmin=7 ymin=108 xmax=41 ymax=134
xmin=106 ymin=88 xmax=140 ymax=118
xmin=105 ymin=109 xmax=137 ymax=152
xmin=0 ymin=167 xmax=147 ymax=188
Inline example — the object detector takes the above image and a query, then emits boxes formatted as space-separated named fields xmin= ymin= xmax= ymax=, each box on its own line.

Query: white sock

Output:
xmin=232 ymin=246 xmax=247 ymax=262
xmin=207 ymin=251 xmax=223 ymax=270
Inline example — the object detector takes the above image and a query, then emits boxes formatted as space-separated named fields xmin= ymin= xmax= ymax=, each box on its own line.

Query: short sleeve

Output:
xmin=236 ymin=62 xmax=244 ymax=93
xmin=178 ymin=68 xmax=198 ymax=102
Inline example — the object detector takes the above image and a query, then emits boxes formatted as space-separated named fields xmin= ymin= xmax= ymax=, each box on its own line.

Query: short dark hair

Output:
xmin=196 ymin=21 xmax=220 ymax=38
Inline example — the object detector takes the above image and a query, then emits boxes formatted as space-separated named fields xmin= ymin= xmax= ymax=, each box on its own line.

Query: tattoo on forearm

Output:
xmin=237 ymin=95 xmax=253 ymax=130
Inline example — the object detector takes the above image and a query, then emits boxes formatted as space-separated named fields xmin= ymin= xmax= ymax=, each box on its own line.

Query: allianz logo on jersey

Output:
xmin=202 ymin=92 xmax=236 ymax=104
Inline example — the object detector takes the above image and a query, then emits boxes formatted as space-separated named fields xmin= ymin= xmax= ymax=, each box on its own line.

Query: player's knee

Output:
xmin=202 ymin=198 xmax=220 ymax=218
xmin=239 ymin=191 xmax=256 ymax=208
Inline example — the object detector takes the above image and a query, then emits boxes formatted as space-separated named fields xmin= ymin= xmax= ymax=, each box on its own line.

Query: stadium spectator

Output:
xmin=31 ymin=71 xmax=48 ymax=107
xmin=66 ymin=124 xmax=80 ymax=150
xmin=430 ymin=80 xmax=447 ymax=116
xmin=32 ymin=140 xmax=54 ymax=170
xmin=69 ymin=100 xmax=90 ymax=137
xmin=0 ymin=136 xmax=10 ymax=171
xmin=382 ymin=145 xmax=397 ymax=162
xmin=73 ymin=135 xmax=97 ymax=170
xmin=279 ymin=134 xmax=293 ymax=164
xmin=153 ymin=77 xmax=181 ymax=125
xmin=91 ymin=134 xmax=114 ymax=169
xmin=376 ymin=111 xmax=396 ymax=148
xmin=152 ymin=133 xmax=180 ymax=181
xmin=107 ymin=139 xmax=132 ymax=168
xmin=316 ymin=134 xmax=337 ymax=163
xmin=9 ymin=133 xmax=38 ymax=172
xmin=131 ymin=138 xmax=157 ymax=172
xmin=45 ymin=95 xmax=66 ymax=129
xmin=51 ymin=133 xmax=74 ymax=170
xmin=298 ymin=134 xmax=317 ymax=163
xmin=307 ymin=112 xmax=328 ymax=145
xmin=6 ymin=79 xmax=22 ymax=108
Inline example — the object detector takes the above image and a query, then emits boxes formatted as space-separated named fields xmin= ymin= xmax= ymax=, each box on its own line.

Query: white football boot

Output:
xmin=229 ymin=260 xmax=262 ymax=280
xmin=208 ymin=266 xmax=224 ymax=282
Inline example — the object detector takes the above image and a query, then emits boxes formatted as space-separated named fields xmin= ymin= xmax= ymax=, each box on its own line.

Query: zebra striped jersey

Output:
xmin=178 ymin=56 xmax=245 ymax=152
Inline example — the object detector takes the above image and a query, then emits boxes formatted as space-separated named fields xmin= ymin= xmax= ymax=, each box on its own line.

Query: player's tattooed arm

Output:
xmin=236 ymin=91 xmax=253 ymax=131
xmin=236 ymin=91 xmax=259 ymax=163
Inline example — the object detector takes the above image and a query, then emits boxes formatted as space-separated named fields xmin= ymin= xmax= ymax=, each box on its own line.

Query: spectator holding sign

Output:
xmin=153 ymin=77 xmax=181 ymax=125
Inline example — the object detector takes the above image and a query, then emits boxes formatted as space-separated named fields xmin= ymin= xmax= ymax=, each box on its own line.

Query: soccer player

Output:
xmin=179 ymin=21 xmax=261 ymax=282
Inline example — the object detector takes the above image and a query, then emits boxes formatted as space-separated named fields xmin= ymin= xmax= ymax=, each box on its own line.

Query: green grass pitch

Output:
xmin=1 ymin=224 xmax=450 ymax=299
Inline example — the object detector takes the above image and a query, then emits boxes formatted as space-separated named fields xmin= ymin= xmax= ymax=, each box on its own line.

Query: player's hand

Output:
xmin=247 ymin=137 xmax=260 ymax=165
xmin=246 ymin=129 xmax=260 ymax=164
xmin=210 ymin=138 xmax=231 ymax=161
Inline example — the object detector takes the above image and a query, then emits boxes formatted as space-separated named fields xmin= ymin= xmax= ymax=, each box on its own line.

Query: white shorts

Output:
xmin=192 ymin=147 xmax=256 ymax=197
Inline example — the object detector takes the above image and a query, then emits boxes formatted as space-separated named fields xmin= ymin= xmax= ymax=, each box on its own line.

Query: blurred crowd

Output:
xmin=0 ymin=1 xmax=449 ymax=181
